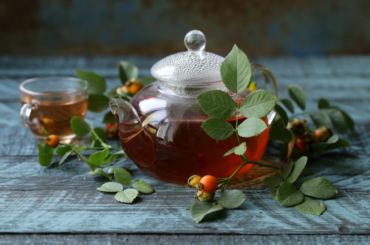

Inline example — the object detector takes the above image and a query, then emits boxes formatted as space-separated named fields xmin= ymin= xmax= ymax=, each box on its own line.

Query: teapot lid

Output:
xmin=151 ymin=30 xmax=224 ymax=85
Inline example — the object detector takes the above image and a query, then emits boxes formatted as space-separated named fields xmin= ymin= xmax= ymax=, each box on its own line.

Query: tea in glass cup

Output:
xmin=19 ymin=77 xmax=89 ymax=143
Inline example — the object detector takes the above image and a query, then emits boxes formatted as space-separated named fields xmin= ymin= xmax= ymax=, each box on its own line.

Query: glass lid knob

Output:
xmin=184 ymin=30 xmax=206 ymax=52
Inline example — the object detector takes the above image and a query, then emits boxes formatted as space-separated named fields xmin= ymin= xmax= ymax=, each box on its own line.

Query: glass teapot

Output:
xmin=110 ymin=30 xmax=278 ymax=184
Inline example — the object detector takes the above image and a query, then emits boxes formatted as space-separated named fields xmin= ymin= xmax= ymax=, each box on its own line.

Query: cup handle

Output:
xmin=20 ymin=101 xmax=39 ymax=128
xmin=251 ymin=63 xmax=279 ymax=124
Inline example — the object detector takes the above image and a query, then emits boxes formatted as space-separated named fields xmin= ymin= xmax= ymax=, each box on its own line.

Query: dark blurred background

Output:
xmin=1 ymin=0 xmax=370 ymax=57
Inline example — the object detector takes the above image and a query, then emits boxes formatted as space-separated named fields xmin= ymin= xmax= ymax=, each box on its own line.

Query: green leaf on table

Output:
xmin=75 ymin=69 xmax=106 ymax=94
xmin=263 ymin=177 xmax=283 ymax=188
xmin=71 ymin=116 xmax=91 ymax=136
xmin=238 ymin=117 xmax=267 ymax=138
xmin=296 ymin=196 xmax=326 ymax=216
xmin=197 ymin=90 xmax=237 ymax=120
xmin=282 ymin=160 xmax=294 ymax=180
xmin=307 ymin=111 xmax=329 ymax=128
xmin=115 ymin=189 xmax=139 ymax=203
xmin=59 ymin=150 xmax=72 ymax=166
xmin=271 ymin=189 xmax=278 ymax=201
xmin=56 ymin=145 xmax=72 ymax=157
xmin=288 ymin=85 xmax=306 ymax=110
xmin=88 ymin=169 xmax=103 ymax=176
xmin=89 ymin=148 xmax=109 ymax=167
xmin=201 ymin=118 xmax=235 ymax=140
xmin=102 ymin=111 xmax=116 ymax=124
xmin=286 ymin=156 xmax=307 ymax=183
xmin=74 ymin=150 xmax=95 ymax=171
xmin=114 ymin=168 xmax=132 ymax=186
xmin=318 ymin=98 xmax=330 ymax=109
xmin=220 ymin=44 xmax=252 ymax=93
xmin=118 ymin=61 xmax=139 ymax=84
xmin=279 ymin=99 xmax=294 ymax=113
xmin=311 ymin=135 xmax=339 ymax=152
xmin=141 ymin=76 xmax=157 ymax=86
xmin=132 ymin=180 xmax=154 ymax=194
xmin=240 ymin=90 xmax=277 ymax=119
xmin=274 ymin=104 xmax=288 ymax=126
xmin=186 ymin=202 xmax=196 ymax=210
xmin=341 ymin=110 xmax=356 ymax=133
xmin=224 ymin=147 xmax=236 ymax=157
xmin=326 ymin=110 xmax=347 ymax=134
xmin=90 ymin=127 xmax=107 ymax=147
xmin=269 ymin=118 xmax=293 ymax=143
xmin=277 ymin=182 xmax=304 ymax=207
xmin=37 ymin=143 xmax=55 ymax=167
xmin=278 ymin=143 xmax=288 ymax=160
xmin=217 ymin=190 xmax=248 ymax=209
xmin=324 ymin=138 xmax=351 ymax=151
xmin=233 ymin=142 xmax=247 ymax=155
xmin=88 ymin=94 xmax=110 ymax=112
xmin=190 ymin=202 xmax=224 ymax=223
xmin=97 ymin=182 xmax=123 ymax=192
xmin=300 ymin=177 xmax=338 ymax=199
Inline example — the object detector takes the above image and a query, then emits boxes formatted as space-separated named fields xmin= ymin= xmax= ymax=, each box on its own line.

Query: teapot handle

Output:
xmin=251 ymin=63 xmax=279 ymax=124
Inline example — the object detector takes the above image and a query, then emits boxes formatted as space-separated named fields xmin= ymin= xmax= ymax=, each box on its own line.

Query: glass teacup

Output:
xmin=20 ymin=77 xmax=89 ymax=143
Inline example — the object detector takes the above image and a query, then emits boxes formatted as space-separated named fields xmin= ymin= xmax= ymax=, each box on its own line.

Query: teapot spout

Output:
xmin=109 ymin=98 xmax=142 ymax=128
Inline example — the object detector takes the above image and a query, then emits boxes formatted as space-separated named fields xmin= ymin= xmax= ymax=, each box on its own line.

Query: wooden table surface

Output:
xmin=1 ymin=56 xmax=370 ymax=244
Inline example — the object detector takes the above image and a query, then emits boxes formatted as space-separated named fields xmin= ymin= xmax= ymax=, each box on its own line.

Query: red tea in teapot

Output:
xmin=119 ymin=115 xmax=269 ymax=184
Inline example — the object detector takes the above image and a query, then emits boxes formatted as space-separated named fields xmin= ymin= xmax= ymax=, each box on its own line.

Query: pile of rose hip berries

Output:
xmin=188 ymin=175 xmax=219 ymax=202
xmin=290 ymin=118 xmax=333 ymax=156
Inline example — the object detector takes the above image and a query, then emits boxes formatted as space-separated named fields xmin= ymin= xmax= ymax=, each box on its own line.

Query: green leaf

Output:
xmin=318 ymin=98 xmax=330 ymax=109
xmin=186 ymin=202 xmax=196 ymax=210
xmin=269 ymin=118 xmax=293 ymax=143
xmin=114 ymin=168 xmax=132 ymax=186
xmin=97 ymin=182 xmax=123 ymax=192
xmin=240 ymin=90 xmax=277 ymax=119
xmin=89 ymin=148 xmax=109 ymax=167
xmin=278 ymin=143 xmax=288 ymax=160
xmin=233 ymin=142 xmax=247 ymax=155
xmin=88 ymin=94 xmax=110 ymax=113
xmin=217 ymin=190 xmax=248 ymax=209
xmin=141 ymin=76 xmax=157 ymax=86
xmin=263 ymin=177 xmax=283 ymax=188
xmin=307 ymin=111 xmax=329 ymax=128
xmin=59 ymin=150 xmax=72 ymax=166
xmin=118 ymin=61 xmax=139 ymax=84
xmin=75 ymin=69 xmax=106 ymax=94
xmin=277 ymin=182 xmax=304 ymax=207
xmin=296 ymin=197 xmax=326 ymax=216
xmin=324 ymin=138 xmax=351 ymax=151
xmin=311 ymin=135 xmax=339 ymax=152
xmin=274 ymin=104 xmax=288 ymax=126
xmin=71 ymin=116 xmax=91 ymax=136
xmin=190 ymin=202 xmax=224 ymax=223
xmin=115 ymin=189 xmax=139 ymax=203
xmin=300 ymin=177 xmax=338 ymax=199
xmin=56 ymin=145 xmax=72 ymax=157
xmin=286 ymin=156 xmax=307 ymax=183
xmin=279 ymin=99 xmax=294 ymax=113
xmin=288 ymin=85 xmax=306 ymax=110
xmin=90 ymin=127 xmax=107 ymax=147
xmin=132 ymin=180 xmax=154 ymax=194
xmin=224 ymin=147 xmax=236 ymax=157
xmin=220 ymin=44 xmax=252 ymax=93
xmin=197 ymin=90 xmax=237 ymax=119
xmin=341 ymin=110 xmax=355 ymax=133
xmin=201 ymin=118 xmax=235 ymax=140
xmin=102 ymin=111 xmax=116 ymax=124
xmin=271 ymin=189 xmax=278 ymax=201
xmin=238 ymin=117 xmax=268 ymax=138
xmin=88 ymin=169 xmax=103 ymax=176
xmin=74 ymin=150 xmax=95 ymax=171
xmin=326 ymin=110 xmax=347 ymax=134
xmin=282 ymin=160 xmax=294 ymax=180
xmin=37 ymin=143 xmax=54 ymax=167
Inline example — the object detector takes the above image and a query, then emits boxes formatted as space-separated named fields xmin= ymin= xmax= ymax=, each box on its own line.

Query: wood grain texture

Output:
xmin=1 ymin=56 xmax=370 ymax=242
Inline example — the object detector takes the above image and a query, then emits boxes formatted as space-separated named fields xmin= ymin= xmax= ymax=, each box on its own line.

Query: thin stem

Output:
xmin=235 ymin=93 xmax=241 ymax=145
xmin=247 ymin=160 xmax=281 ymax=170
